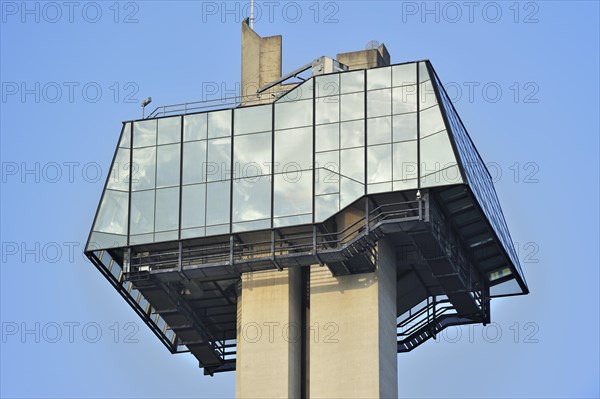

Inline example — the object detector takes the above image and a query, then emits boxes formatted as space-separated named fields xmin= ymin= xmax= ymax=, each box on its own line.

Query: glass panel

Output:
xmin=393 ymin=179 xmax=418 ymax=191
xmin=129 ymin=234 xmax=153 ymax=246
xmin=419 ymin=62 xmax=430 ymax=83
xmin=273 ymin=214 xmax=312 ymax=228
xmin=368 ymin=182 xmax=393 ymax=194
xmin=340 ymin=120 xmax=364 ymax=149
xmin=367 ymin=67 xmax=391 ymax=90
xmin=315 ymin=151 xmax=339 ymax=173
xmin=420 ymin=80 xmax=437 ymax=109
xmin=273 ymin=171 xmax=312 ymax=217
xmin=119 ymin=123 xmax=131 ymax=148
xmin=274 ymin=127 xmax=312 ymax=173
xmin=393 ymin=113 xmax=417 ymax=142
xmin=131 ymin=146 xmax=156 ymax=191
xmin=154 ymin=231 xmax=178 ymax=242
xmin=155 ymin=187 xmax=179 ymax=232
xmin=367 ymin=89 xmax=391 ymax=117
xmin=393 ymin=86 xmax=418 ymax=114
xmin=206 ymin=224 xmax=230 ymax=236
xmin=93 ymin=190 xmax=129 ymax=235
xmin=367 ymin=116 xmax=391 ymax=145
xmin=367 ymin=144 xmax=392 ymax=183
xmin=232 ymin=176 xmax=271 ymax=222
xmin=316 ymin=73 xmax=339 ymax=97
xmin=420 ymin=130 xmax=458 ymax=187
xmin=315 ymin=165 xmax=339 ymax=195
xmin=392 ymin=63 xmax=417 ymax=87
xmin=393 ymin=141 xmax=418 ymax=182
xmin=181 ymin=227 xmax=205 ymax=239
xmin=316 ymin=123 xmax=339 ymax=152
xmin=233 ymin=219 xmax=271 ymax=233
xmin=156 ymin=144 xmax=180 ymax=188
xmin=277 ymin=80 xmax=313 ymax=102
xmin=340 ymin=148 xmax=364 ymax=182
xmin=420 ymin=105 xmax=445 ymax=137
xmin=183 ymin=140 xmax=207 ymax=185
xmin=421 ymin=166 xmax=462 ymax=188
xmin=234 ymin=104 xmax=272 ymax=135
xmin=340 ymin=176 xmax=363 ymax=209
xmin=130 ymin=190 xmax=155 ymax=235
xmin=490 ymin=278 xmax=521 ymax=296
xmin=181 ymin=184 xmax=206 ymax=229
xmin=158 ymin=117 xmax=181 ymax=145
xmin=184 ymin=113 xmax=207 ymax=141
xmin=316 ymin=96 xmax=339 ymax=125
xmin=207 ymin=138 xmax=231 ymax=182
xmin=208 ymin=110 xmax=232 ymax=138
xmin=206 ymin=181 xmax=230 ymax=226
xmin=234 ymin=132 xmax=272 ymax=179
xmin=340 ymin=70 xmax=364 ymax=94
xmin=88 ymin=231 xmax=127 ymax=250
xmin=274 ymin=100 xmax=312 ymax=130
xmin=340 ymin=93 xmax=364 ymax=121
xmin=315 ymin=194 xmax=339 ymax=222
xmin=107 ymin=148 xmax=130 ymax=191
xmin=133 ymin=120 xmax=156 ymax=148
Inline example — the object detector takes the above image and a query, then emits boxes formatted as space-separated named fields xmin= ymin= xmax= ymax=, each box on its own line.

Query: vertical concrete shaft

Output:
xmin=236 ymin=268 xmax=302 ymax=398
xmin=309 ymin=239 xmax=398 ymax=398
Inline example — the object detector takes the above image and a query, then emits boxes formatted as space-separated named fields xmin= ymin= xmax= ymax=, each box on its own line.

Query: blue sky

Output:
xmin=1 ymin=1 xmax=598 ymax=398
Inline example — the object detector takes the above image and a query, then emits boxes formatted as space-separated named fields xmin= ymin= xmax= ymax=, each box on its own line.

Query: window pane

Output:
xmin=316 ymin=123 xmax=339 ymax=152
xmin=419 ymin=80 xmax=437 ymax=109
xmin=420 ymin=130 xmax=457 ymax=182
xmin=158 ymin=117 xmax=181 ymax=145
xmin=94 ymin=190 xmax=129 ymax=235
xmin=341 ymin=148 xmax=364 ymax=182
xmin=234 ymin=132 xmax=272 ymax=178
xmin=183 ymin=141 xmax=207 ymax=185
xmin=340 ymin=93 xmax=364 ymax=121
xmin=232 ymin=176 xmax=271 ymax=222
xmin=393 ymin=113 xmax=417 ymax=142
xmin=393 ymin=141 xmax=418 ymax=182
xmin=130 ymin=190 xmax=155 ymax=235
xmin=155 ymin=187 xmax=179 ymax=232
xmin=367 ymin=116 xmax=391 ymax=146
xmin=234 ymin=104 xmax=272 ymax=135
xmin=367 ymin=67 xmax=391 ymax=90
xmin=316 ymin=96 xmax=339 ymax=125
xmin=367 ymin=89 xmax=391 ymax=117
xmin=367 ymin=144 xmax=392 ymax=183
xmin=133 ymin=120 xmax=156 ymax=148
xmin=207 ymin=138 xmax=231 ymax=182
xmin=315 ymin=194 xmax=339 ymax=222
xmin=119 ymin=123 xmax=131 ymax=148
xmin=274 ymin=127 xmax=312 ymax=172
xmin=181 ymin=184 xmax=206 ymax=229
xmin=420 ymin=105 xmax=445 ymax=137
xmin=184 ymin=113 xmax=207 ymax=141
xmin=107 ymin=148 xmax=130 ymax=191
xmin=316 ymin=74 xmax=340 ymax=97
xmin=208 ymin=110 xmax=232 ymax=138
xmin=274 ymin=171 xmax=312 ymax=217
xmin=315 ymin=152 xmax=339 ymax=195
xmin=340 ymin=176 xmax=364 ymax=209
xmin=132 ymin=146 xmax=156 ymax=191
xmin=419 ymin=62 xmax=430 ymax=83
xmin=341 ymin=70 xmax=364 ymax=94
xmin=275 ymin=100 xmax=312 ymax=130
xmin=277 ymin=80 xmax=313 ymax=102
xmin=393 ymin=86 xmax=418 ymax=114
xmin=156 ymin=144 xmax=180 ymax=188
xmin=392 ymin=63 xmax=417 ymax=86
xmin=368 ymin=182 xmax=393 ymax=194
xmin=206 ymin=181 xmax=230 ymax=226
xmin=340 ymin=120 xmax=364 ymax=149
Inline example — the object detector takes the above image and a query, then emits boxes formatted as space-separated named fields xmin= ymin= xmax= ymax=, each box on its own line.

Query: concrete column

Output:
xmin=309 ymin=238 xmax=398 ymax=398
xmin=236 ymin=268 xmax=302 ymax=398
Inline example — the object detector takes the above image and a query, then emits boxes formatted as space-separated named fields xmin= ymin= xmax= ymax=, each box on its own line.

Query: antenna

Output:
xmin=366 ymin=40 xmax=380 ymax=50
xmin=250 ymin=0 xmax=255 ymax=29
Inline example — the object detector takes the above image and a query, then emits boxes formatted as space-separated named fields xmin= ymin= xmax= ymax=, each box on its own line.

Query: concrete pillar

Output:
xmin=308 ymin=239 xmax=398 ymax=398
xmin=236 ymin=268 xmax=302 ymax=398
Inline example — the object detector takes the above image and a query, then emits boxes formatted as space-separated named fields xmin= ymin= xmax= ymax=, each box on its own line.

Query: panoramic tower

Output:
xmin=85 ymin=20 xmax=528 ymax=398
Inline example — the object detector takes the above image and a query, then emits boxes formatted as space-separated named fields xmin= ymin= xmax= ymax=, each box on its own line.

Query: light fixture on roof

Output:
xmin=141 ymin=97 xmax=152 ymax=119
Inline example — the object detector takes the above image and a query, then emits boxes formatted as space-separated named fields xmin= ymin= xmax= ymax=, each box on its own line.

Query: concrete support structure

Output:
xmin=337 ymin=43 xmax=391 ymax=70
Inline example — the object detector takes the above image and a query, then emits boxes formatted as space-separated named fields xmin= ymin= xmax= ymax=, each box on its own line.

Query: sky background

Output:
xmin=1 ymin=1 xmax=599 ymax=398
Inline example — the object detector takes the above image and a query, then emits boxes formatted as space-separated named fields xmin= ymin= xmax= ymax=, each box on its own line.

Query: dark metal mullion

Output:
xmin=311 ymin=81 xmax=316 ymax=223
xmin=363 ymin=69 xmax=368 ymax=195
xmin=271 ymin=103 xmax=275 ymax=228
xmin=417 ymin=63 xmax=421 ymax=190
xmin=229 ymin=109 xmax=234 ymax=234
xmin=178 ymin=115 xmax=184 ymax=240
xmin=126 ymin=123 xmax=133 ymax=246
